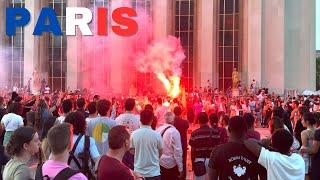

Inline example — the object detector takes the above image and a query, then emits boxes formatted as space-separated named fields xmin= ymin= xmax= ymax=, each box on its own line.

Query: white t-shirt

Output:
xmin=1 ymin=113 xmax=23 ymax=131
xmin=258 ymin=147 xmax=305 ymax=180
xmin=131 ymin=125 xmax=163 ymax=177
xmin=257 ymin=94 xmax=264 ymax=102
xmin=56 ymin=116 xmax=66 ymax=124
xmin=115 ymin=113 xmax=140 ymax=134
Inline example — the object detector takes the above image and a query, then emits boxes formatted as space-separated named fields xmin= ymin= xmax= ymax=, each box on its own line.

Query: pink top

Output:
xmin=42 ymin=160 xmax=87 ymax=180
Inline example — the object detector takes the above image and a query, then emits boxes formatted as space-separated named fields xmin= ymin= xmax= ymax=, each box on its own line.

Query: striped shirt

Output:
xmin=189 ymin=125 xmax=225 ymax=162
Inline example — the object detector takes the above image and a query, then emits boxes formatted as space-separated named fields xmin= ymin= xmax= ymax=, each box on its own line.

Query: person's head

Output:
xmin=65 ymin=111 xmax=86 ymax=135
xmin=41 ymin=116 xmax=57 ymax=140
xmin=272 ymin=106 xmax=284 ymax=119
xmin=144 ymin=104 xmax=156 ymax=128
xmin=48 ymin=123 xmax=73 ymax=155
xmin=228 ymin=116 xmax=247 ymax=139
xmin=14 ymin=96 xmax=22 ymax=103
xmin=292 ymin=100 xmax=299 ymax=109
xmin=198 ymin=112 xmax=209 ymax=125
xmin=243 ymin=113 xmax=255 ymax=129
xmin=220 ymin=114 xmax=229 ymax=127
xmin=164 ymin=112 xmax=175 ymax=124
xmin=26 ymin=111 xmax=36 ymax=127
xmin=108 ymin=126 xmax=130 ymax=151
xmin=271 ymin=129 xmax=293 ymax=154
xmin=62 ymin=99 xmax=73 ymax=114
xmin=124 ymin=98 xmax=135 ymax=111
xmin=87 ymin=101 xmax=97 ymax=115
xmin=144 ymin=104 xmax=154 ymax=112
xmin=93 ymin=95 xmax=100 ymax=102
xmin=209 ymin=113 xmax=219 ymax=127
xmin=157 ymin=98 xmax=163 ymax=105
xmin=11 ymin=92 xmax=18 ymax=101
xmin=7 ymin=102 xmax=23 ymax=115
xmin=298 ymin=106 xmax=308 ymax=117
xmin=97 ymin=99 xmax=111 ymax=116
xmin=6 ymin=126 xmax=40 ymax=157
xmin=302 ymin=112 xmax=316 ymax=128
xmin=76 ymin=98 xmax=86 ymax=109
xmin=269 ymin=116 xmax=284 ymax=134
xmin=173 ymin=106 xmax=182 ymax=117
xmin=140 ymin=109 xmax=154 ymax=125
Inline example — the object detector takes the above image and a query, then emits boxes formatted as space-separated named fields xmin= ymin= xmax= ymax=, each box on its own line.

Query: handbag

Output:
xmin=193 ymin=129 xmax=213 ymax=176
xmin=193 ymin=158 xmax=206 ymax=176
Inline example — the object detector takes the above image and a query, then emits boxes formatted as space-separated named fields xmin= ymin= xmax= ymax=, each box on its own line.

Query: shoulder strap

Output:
xmin=84 ymin=135 xmax=90 ymax=153
xmin=35 ymin=163 xmax=44 ymax=179
xmin=53 ymin=167 xmax=80 ymax=180
xmin=161 ymin=126 xmax=172 ymax=137
xmin=83 ymin=135 xmax=95 ymax=179
xmin=68 ymin=135 xmax=83 ymax=167
xmin=82 ymin=135 xmax=90 ymax=168
xmin=69 ymin=134 xmax=83 ymax=156
xmin=35 ymin=163 xmax=50 ymax=180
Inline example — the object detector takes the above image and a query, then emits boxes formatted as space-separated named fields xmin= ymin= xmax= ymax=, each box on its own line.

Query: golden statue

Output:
xmin=232 ymin=68 xmax=239 ymax=89
xmin=32 ymin=70 xmax=40 ymax=93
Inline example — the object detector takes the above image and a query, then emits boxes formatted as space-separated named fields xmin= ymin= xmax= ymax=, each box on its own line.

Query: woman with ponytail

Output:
xmin=34 ymin=99 xmax=52 ymax=139
xmin=3 ymin=126 xmax=40 ymax=180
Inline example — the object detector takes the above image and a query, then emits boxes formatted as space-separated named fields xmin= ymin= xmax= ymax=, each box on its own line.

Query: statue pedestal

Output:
xmin=232 ymin=88 xmax=239 ymax=97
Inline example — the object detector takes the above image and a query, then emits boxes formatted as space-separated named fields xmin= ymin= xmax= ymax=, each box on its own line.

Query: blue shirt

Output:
xmin=69 ymin=134 xmax=100 ymax=170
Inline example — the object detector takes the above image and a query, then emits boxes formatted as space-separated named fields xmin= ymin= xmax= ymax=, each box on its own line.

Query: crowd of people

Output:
xmin=0 ymin=87 xmax=319 ymax=180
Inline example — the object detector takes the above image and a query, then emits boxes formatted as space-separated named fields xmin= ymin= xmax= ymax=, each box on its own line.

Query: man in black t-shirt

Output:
xmin=173 ymin=106 xmax=189 ymax=179
xmin=208 ymin=116 xmax=262 ymax=180
xmin=294 ymin=106 xmax=308 ymax=147
xmin=190 ymin=112 xmax=226 ymax=179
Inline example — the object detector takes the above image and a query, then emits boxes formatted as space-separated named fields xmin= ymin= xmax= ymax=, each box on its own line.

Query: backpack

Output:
xmin=68 ymin=134 xmax=95 ymax=180
xmin=35 ymin=163 xmax=79 ymax=180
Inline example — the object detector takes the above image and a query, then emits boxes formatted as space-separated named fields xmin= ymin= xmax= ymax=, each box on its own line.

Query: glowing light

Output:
xmin=157 ymin=73 xmax=171 ymax=91
xmin=157 ymin=73 xmax=181 ymax=98
xmin=170 ymin=75 xmax=180 ymax=98
xmin=136 ymin=36 xmax=185 ymax=98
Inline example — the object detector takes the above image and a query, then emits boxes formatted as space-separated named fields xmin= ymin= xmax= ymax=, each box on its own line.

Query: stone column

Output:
xmin=261 ymin=0 xmax=285 ymax=93
xmin=242 ymin=0 xmax=262 ymax=87
xmin=153 ymin=0 xmax=173 ymax=40
xmin=195 ymin=0 xmax=215 ymax=88
xmin=0 ymin=1 xmax=8 ymax=87
xmin=284 ymin=0 xmax=316 ymax=91
xmin=152 ymin=0 xmax=174 ymax=94
xmin=66 ymin=0 xmax=81 ymax=90
xmin=24 ymin=0 xmax=48 ymax=93
xmin=0 ymin=1 xmax=6 ymax=49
